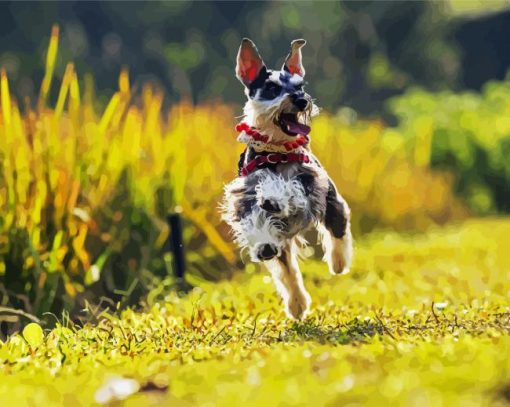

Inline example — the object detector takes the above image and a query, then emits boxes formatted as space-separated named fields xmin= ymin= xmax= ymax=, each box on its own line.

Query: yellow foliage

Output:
xmin=38 ymin=24 xmax=59 ymax=110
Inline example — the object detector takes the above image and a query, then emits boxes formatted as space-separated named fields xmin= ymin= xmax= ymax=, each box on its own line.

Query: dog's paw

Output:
xmin=256 ymin=243 xmax=279 ymax=261
xmin=329 ymin=266 xmax=350 ymax=275
xmin=328 ymin=259 xmax=350 ymax=276
xmin=260 ymin=198 xmax=281 ymax=214
xmin=326 ymin=235 xmax=353 ymax=275
xmin=285 ymin=293 xmax=311 ymax=320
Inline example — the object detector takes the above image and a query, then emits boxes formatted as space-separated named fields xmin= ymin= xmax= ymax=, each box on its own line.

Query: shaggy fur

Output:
xmin=221 ymin=38 xmax=353 ymax=319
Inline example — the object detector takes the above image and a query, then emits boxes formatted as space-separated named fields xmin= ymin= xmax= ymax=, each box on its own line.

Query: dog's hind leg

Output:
xmin=318 ymin=180 xmax=353 ymax=275
xmin=267 ymin=240 xmax=311 ymax=320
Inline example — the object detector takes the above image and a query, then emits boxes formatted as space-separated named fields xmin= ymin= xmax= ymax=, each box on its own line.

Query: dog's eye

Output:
xmin=260 ymin=82 xmax=282 ymax=100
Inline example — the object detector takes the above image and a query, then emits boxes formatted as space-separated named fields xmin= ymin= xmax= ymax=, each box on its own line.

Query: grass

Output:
xmin=1 ymin=218 xmax=509 ymax=406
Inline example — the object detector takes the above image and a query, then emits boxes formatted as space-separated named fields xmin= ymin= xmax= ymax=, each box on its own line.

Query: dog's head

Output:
xmin=236 ymin=38 xmax=319 ymax=141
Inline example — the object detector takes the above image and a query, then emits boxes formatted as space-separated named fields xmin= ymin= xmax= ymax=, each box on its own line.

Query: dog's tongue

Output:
xmin=288 ymin=121 xmax=311 ymax=136
xmin=281 ymin=114 xmax=311 ymax=136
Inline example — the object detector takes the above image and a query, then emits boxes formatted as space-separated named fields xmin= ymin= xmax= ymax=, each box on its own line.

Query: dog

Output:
xmin=221 ymin=38 xmax=353 ymax=320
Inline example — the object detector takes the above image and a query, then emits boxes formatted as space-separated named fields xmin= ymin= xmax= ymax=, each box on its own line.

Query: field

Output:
xmin=1 ymin=218 xmax=509 ymax=406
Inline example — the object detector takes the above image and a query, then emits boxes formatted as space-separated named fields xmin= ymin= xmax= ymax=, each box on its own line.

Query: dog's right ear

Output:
xmin=236 ymin=38 xmax=266 ymax=87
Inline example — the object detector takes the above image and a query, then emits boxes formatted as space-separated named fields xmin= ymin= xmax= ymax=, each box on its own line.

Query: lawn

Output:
xmin=1 ymin=218 xmax=509 ymax=406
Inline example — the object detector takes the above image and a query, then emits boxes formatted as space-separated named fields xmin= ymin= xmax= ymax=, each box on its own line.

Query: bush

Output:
xmin=388 ymin=80 xmax=510 ymax=214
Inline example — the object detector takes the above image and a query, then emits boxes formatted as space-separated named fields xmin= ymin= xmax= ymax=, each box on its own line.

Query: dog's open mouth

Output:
xmin=277 ymin=113 xmax=311 ymax=136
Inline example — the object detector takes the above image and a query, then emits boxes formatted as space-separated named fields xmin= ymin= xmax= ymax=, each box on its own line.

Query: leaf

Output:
xmin=22 ymin=323 xmax=44 ymax=348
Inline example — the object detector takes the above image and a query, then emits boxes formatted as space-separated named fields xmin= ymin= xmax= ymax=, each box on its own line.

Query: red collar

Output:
xmin=236 ymin=122 xmax=269 ymax=143
xmin=235 ymin=122 xmax=309 ymax=151
xmin=240 ymin=152 xmax=310 ymax=176
xmin=235 ymin=122 xmax=311 ymax=176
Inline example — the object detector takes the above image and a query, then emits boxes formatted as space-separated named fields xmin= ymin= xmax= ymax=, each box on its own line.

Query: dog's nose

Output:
xmin=292 ymin=97 xmax=309 ymax=111
xmin=258 ymin=244 xmax=278 ymax=260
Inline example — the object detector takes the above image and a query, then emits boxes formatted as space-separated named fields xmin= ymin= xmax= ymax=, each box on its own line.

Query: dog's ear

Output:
xmin=283 ymin=39 xmax=306 ymax=77
xmin=236 ymin=38 xmax=266 ymax=87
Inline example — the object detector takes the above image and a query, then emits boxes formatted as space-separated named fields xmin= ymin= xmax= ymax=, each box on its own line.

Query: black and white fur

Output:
xmin=222 ymin=38 xmax=353 ymax=320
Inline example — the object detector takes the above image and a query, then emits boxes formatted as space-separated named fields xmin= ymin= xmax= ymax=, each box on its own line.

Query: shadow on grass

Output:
xmin=283 ymin=317 xmax=385 ymax=345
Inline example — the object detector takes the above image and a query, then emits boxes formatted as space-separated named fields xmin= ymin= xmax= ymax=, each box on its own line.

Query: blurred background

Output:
xmin=1 ymin=0 xmax=510 ymax=332
xmin=4 ymin=1 xmax=510 ymax=112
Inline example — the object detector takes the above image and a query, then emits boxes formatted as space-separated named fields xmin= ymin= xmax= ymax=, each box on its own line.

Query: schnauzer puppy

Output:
xmin=222 ymin=38 xmax=353 ymax=320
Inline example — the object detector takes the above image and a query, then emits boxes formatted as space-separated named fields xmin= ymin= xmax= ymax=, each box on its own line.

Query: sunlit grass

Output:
xmin=1 ymin=219 xmax=509 ymax=406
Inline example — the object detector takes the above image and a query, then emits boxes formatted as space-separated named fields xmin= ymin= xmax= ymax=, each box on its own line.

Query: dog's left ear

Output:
xmin=283 ymin=39 xmax=306 ymax=77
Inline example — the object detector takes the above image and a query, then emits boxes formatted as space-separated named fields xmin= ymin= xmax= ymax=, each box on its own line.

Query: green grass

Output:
xmin=1 ymin=219 xmax=509 ymax=406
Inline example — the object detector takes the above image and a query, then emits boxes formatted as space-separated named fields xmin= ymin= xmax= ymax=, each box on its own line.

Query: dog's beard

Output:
xmin=242 ymin=96 xmax=319 ymax=142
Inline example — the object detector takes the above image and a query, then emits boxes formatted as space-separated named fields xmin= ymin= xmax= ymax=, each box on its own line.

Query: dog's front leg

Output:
xmin=318 ymin=180 xmax=353 ymax=275
xmin=267 ymin=240 xmax=311 ymax=320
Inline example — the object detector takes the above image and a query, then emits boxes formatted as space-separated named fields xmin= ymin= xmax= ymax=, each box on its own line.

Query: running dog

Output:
xmin=221 ymin=38 xmax=353 ymax=320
